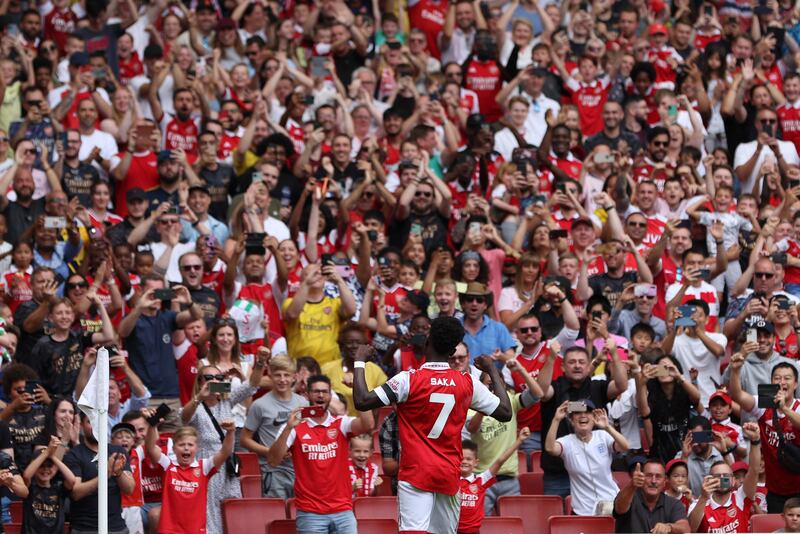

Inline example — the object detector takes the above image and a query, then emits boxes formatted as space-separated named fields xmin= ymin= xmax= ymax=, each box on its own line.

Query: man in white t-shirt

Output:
xmin=734 ymin=107 xmax=800 ymax=194
xmin=77 ymin=98 xmax=117 ymax=181
xmin=664 ymin=298 xmax=727 ymax=406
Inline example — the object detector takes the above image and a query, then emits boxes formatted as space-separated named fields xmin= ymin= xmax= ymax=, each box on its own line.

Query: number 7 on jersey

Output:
xmin=427 ymin=393 xmax=455 ymax=439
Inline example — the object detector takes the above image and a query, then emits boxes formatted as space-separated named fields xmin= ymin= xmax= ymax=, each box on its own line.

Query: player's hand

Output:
xmin=473 ymin=355 xmax=494 ymax=373
xmin=353 ymin=344 xmax=374 ymax=363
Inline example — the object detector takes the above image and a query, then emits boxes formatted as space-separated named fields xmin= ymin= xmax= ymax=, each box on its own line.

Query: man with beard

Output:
xmin=378 ymin=107 xmax=404 ymax=168
xmin=267 ymin=374 xmax=372 ymax=532
xmin=76 ymin=99 xmax=117 ymax=181
xmin=585 ymin=101 xmax=641 ymax=154
xmin=145 ymin=150 xmax=197 ymax=211
xmin=192 ymin=129 xmax=235 ymax=221
xmin=331 ymin=22 xmax=368 ymax=87
xmin=149 ymin=86 xmax=205 ymax=160
xmin=300 ymin=133 xmax=361 ymax=195
xmin=724 ymin=258 xmax=794 ymax=339
xmin=459 ymin=283 xmax=516 ymax=363
xmin=632 ymin=126 xmax=674 ymax=188
xmin=0 ymin=160 xmax=49 ymax=245
xmin=64 ymin=412 xmax=135 ymax=533
xmin=540 ymin=123 xmax=583 ymax=183
xmin=55 ymin=128 xmax=99 ymax=206
xmin=110 ymin=119 xmax=160 ymax=216
xmin=393 ymin=168 xmax=452 ymax=255
xmin=614 ymin=460 xmax=690 ymax=533
xmin=464 ymin=31 xmax=505 ymax=122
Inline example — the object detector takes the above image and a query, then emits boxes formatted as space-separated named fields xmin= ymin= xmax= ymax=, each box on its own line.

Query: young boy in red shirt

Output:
xmin=348 ymin=433 xmax=382 ymax=498
xmin=145 ymin=419 xmax=236 ymax=533
xmin=458 ymin=427 xmax=530 ymax=534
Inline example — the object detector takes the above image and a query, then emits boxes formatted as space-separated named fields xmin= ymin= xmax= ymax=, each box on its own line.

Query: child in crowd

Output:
xmin=145 ymin=420 xmax=236 ymax=533
xmin=458 ymin=427 xmax=531 ymax=534
xmin=22 ymin=436 xmax=74 ymax=534
xmin=111 ymin=422 xmax=144 ymax=534
xmin=664 ymin=458 xmax=693 ymax=510
xmin=348 ymin=433 xmax=382 ymax=498
xmin=705 ymin=391 xmax=747 ymax=460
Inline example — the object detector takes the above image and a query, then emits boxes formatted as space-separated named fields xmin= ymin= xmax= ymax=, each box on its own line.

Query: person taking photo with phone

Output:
xmin=687 ymin=421 xmax=761 ymax=533
xmin=268 ymin=374 xmax=374 ymax=533
xmin=729 ymin=356 xmax=800 ymax=513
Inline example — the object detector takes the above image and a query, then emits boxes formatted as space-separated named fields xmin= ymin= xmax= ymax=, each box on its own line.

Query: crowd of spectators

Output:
xmin=4 ymin=0 xmax=800 ymax=531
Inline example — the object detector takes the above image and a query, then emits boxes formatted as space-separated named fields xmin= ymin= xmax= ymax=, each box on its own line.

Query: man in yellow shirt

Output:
xmin=282 ymin=263 xmax=356 ymax=365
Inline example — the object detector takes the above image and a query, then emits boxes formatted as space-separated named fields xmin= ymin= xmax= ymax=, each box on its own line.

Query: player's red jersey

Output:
xmin=160 ymin=114 xmax=200 ymax=158
xmin=458 ymin=470 xmax=495 ymax=533
xmin=691 ymin=486 xmax=753 ymax=533
xmin=511 ymin=346 xmax=562 ymax=432
xmin=348 ymin=458 xmax=380 ymax=498
xmin=777 ymin=102 xmax=800 ymax=154
xmin=464 ymin=59 xmax=503 ymax=123
xmin=157 ymin=456 xmax=217 ymax=534
xmin=752 ymin=398 xmax=800 ymax=496
xmin=287 ymin=414 xmax=355 ymax=514
xmin=121 ymin=446 xmax=145 ymax=507
xmin=378 ymin=362 xmax=500 ymax=495
xmin=565 ymin=76 xmax=610 ymax=136
xmin=407 ymin=0 xmax=447 ymax=59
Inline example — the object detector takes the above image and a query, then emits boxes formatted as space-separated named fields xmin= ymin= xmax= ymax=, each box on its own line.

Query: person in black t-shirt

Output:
xmin=28 ymin=294 xmax=114 ymax=397
xmin=56 ymin=129 xmax=101 ymax=207
xmin=22 ymin=436 xmax=75 ymax=534
xmin=0 ymin=364 xmax=48 ymax=471
xmin=14 ymin=267 xmax=58 ymax=362
xmin=177 ymin=251 xmax=220 ymax=326
xmin=391 ymin=169 xmax=452 ymax=257
xmin=582 ymin=237 xmax=652 ymax=309
xmin=535 ymin=345 xmax=629 ymax=497
xmin=63 ymin=412 xmax=133 ymax=534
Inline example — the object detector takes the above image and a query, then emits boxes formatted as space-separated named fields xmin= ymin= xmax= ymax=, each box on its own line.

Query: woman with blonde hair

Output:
xmin=179 ymin=347 xmax=268 ymax=534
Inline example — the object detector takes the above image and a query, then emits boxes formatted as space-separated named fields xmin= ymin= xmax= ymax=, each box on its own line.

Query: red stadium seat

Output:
xmin=612 ymin=471 xmax=631 ymax=489
xmin=481 ymin=516 xmax=525 ymax=534
xmin=530 ymin=450 xmax=543 ymax=473
xmin=374 ymin=474 xmax=394 ymax=496
xmin=240 ymin=475 xmax=263 ymax=498
xmin=238 ymin=452 xmax=261 ymax=477
xmin=267 ymin=519 xmax=297 ymax=534
xmin=222 ymin=498 xmax=287 ymax=534
xmin=9 ymin=500 xmax=22 ymax=522
xmin=4 ymin=524 xmax=20 ymax=534
xmin=517 ymin=450 xmax=529 ymax=473
xmin=286 ymin=498 xmax=296 ymax=518
xmin=353 ymin=496 xmax=398 ymax=520
xmin=497 ymin=495 xmax=563 ymax=534
xmin=564 ymin=495 xmax=572 ymax=514
xmin=357 ymin=518 xmax=399 ymax=533
xmin=751 ymin=513 xmax=785 ymax=532
xmin=547 ymin=515 xmax=615 ymax=534
xmin=518 ymin=472 xmax=544 ymax=495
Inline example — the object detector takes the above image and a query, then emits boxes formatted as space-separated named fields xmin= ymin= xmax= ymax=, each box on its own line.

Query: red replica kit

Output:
xmin=156 ymin=456 xmax=217 ymax=534
xmin=376 ymin=362 xmax=500 ymax=494
xmin=458 ymin=470 xmax=495 ymax=533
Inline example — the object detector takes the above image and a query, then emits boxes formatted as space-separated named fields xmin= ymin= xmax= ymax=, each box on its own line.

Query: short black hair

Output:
xmin=631 ymin=323 xmax=655 ymax=340
xmin=429 ymin=317 xmax=465 ymax=358
xmin=462 ymin=439 xmax=478 ymax=453
xmin=647 ymin=126 xmax=670 ymax=143
xmin=688 ymin=415 xmax=711 ymax=432
xmin=685 ymin=298 xmax=710 ymax=317
xmin=773 ymin=361 xmax=799 ymax=382
xmin=2 ymin=364 xmax=38 ymax=397
xmin=307 ymin=374 xmax=331 ymax=390
xmin=363 ymin=210 xmax=385 ymax=225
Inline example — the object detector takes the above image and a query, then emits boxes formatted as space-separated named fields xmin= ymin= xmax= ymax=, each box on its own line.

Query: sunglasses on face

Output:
xmin=66 ymin=281 xmax=89 ymax=290
xmin=651 ymin=141 xmax=669 ymax=147
xmin=518 ymin=326 xmax=540 ymax=333
xmin=627 ymin=221 xmax=647 ymax=228
xmin=216 ymin=317 xmax=236 ymax=327
xmin=415 ymin=191 xmax=432 ymax=198
xmin=755 ymin=272 xmax=775 ymax=279
xmin=760 ymin=119 xmax=778 ymax=125
xmin=180 ymin=264 xmax=202 ymax=271
xmin=201 ymin=374 xmax=225 ymax=381
xmin=462 ymin=295 xmax=486 ymax=304
xmin=159 ymin=219 xmax=179 ymax=225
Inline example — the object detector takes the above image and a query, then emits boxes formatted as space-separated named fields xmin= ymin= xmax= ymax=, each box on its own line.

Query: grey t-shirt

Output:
xmin=244 ymin=391 xmax=308 ymax=469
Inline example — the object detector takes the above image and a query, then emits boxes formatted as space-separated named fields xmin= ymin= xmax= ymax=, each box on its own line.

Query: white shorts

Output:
xmin=122 ymin=506 xmax=144 ymax=534
xmin=397 ymin=480 xmax=460 ymax=534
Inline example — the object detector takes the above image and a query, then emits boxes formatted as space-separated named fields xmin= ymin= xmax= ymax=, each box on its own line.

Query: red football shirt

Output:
xmin=285 ymin=414 xmax=356 ymax=514
xmin=464 ymin=59 xmax=503 ymax=123
xmin=121 ymin=446 xmax=145 ymax=507
xmin=238 ymin=282 xmax=285 ymax=337
xmin=348 ymin=458 xmax=380 ymax=498
xmin=157 ymin=456 xmax=217 ymax=534
xmin=777 ymin=102 xmax=800 ymax=155
xmin=751 ymin=398 xmax=800 ymax=496
xmin=512 ymin=346 xmax=562 ymax=432
xmin=690 ymin=486 xmax=752 ymax=533
xmin=565 ymin=76 xmax=611 ymax=136
xmin=377 ymin=362 xmax=500 ymax=495
xmin=458 ymin=470 xmax=495 ymax=533
xmin=43 ymin=8 xmax=76 ymax=52
xmin=407 ymin=0 xmax=447 ymax=59
xmin=114 ymin=151 xmax=159 ymax=217
xmin=160 ymin=113 xmax=200 ymax=158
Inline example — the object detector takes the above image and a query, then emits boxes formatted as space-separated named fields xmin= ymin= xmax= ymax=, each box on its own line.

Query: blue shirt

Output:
xmin=123 ymin=310 xmax=179 ymax=397
xmin=461 ymin=315 xmax=516 ymax=363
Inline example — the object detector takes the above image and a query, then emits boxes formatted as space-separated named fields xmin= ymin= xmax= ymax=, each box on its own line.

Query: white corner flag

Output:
xmin=77 ymin=346 xmax=110 ymax=534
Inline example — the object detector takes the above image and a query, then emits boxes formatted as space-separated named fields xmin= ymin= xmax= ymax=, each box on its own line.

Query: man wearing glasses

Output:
xmin=734 ymin=108 xmax=800 ymax=194
xmin=150 ymin=208 xmax=196 ymax=283
xmin=177 ymin=251 xmax=220 ymax=326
